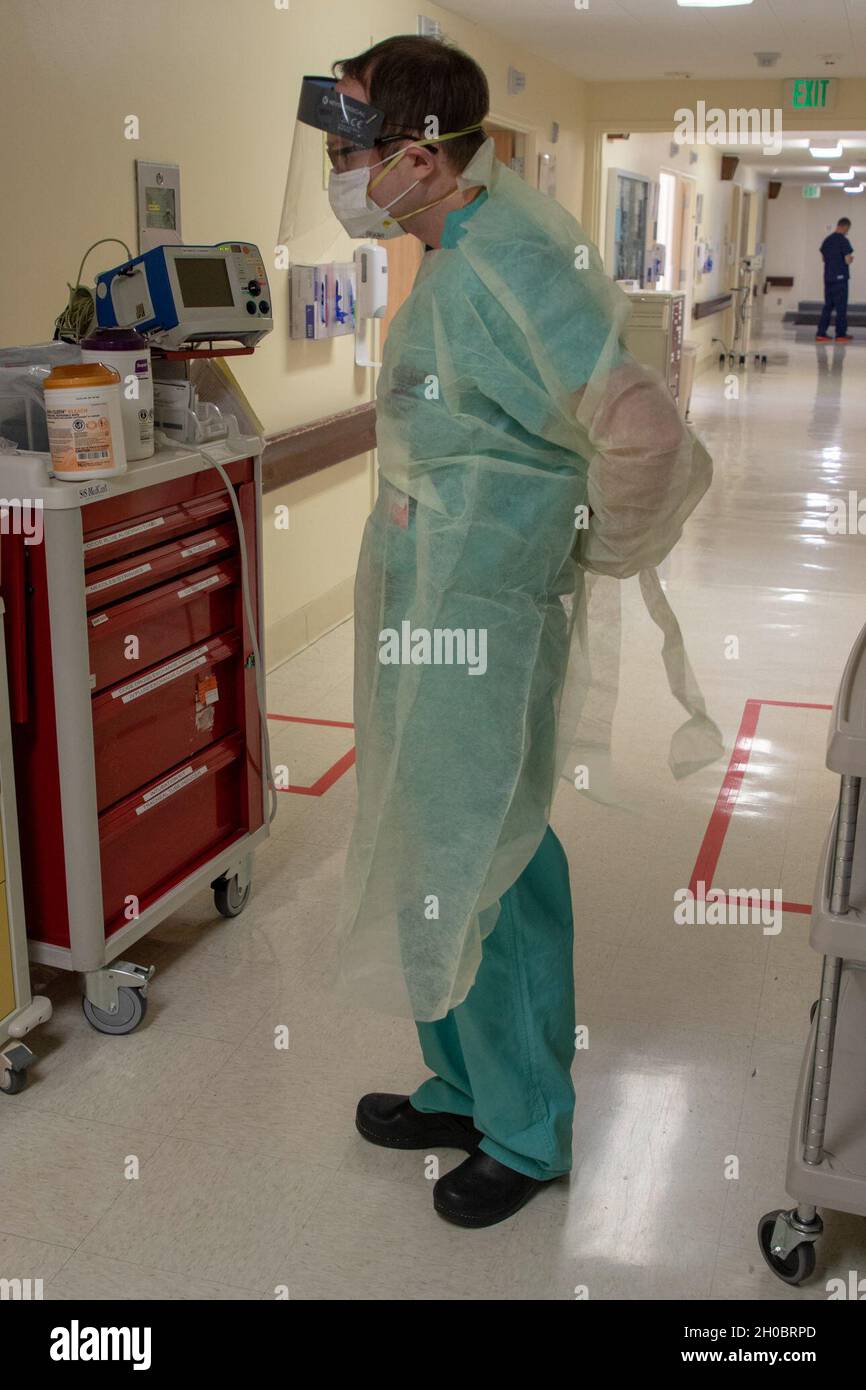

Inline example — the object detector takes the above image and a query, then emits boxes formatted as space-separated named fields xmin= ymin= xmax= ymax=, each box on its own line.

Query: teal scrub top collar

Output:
xmin=440 ymin=190 xmax=489 ymax=249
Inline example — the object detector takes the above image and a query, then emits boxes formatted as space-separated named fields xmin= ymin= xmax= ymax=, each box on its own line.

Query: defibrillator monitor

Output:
xmin=95 ymin=242 xmax=273 ymax=349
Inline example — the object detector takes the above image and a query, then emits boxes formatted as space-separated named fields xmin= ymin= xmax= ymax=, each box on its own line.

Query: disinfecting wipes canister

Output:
xmin=80 ymin=326 xmax=154 ymax=460
xmin=43 ymin=363 xmax=128 ymax=480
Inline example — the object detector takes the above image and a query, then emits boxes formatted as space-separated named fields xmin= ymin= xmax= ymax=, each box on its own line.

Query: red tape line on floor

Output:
xmin=689 ymin=697 xmax=833 ymax=915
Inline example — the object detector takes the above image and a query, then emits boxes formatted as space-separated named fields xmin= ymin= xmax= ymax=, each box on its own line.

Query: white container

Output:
xmin=42 ymin=363 xmax=127 ymax=480
xmin=80 ymin=327 xmax=154 ymax=460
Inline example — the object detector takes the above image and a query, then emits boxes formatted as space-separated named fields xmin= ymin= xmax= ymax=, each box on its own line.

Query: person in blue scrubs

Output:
xmin=817 ymin=217 xmax=854 ymax=343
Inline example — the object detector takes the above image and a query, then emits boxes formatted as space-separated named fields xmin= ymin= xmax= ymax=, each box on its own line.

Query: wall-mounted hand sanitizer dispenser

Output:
xmin=354 ymin=244 xmax=389 ymax=367
xmin=354 ymin=244 xmax=389 ymax=318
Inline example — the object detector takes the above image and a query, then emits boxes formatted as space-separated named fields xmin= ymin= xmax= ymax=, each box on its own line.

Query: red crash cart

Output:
xmin=0 ymin=434 xmax=269 ymax=1033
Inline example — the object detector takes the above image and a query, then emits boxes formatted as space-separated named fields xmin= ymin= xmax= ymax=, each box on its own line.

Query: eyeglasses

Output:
xmin=326 ymin=132 xmax=432 ymax=173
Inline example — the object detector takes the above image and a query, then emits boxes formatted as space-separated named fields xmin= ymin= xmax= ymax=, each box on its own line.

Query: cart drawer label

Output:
xmin=177 ymin=574 xmax=221 ymax=599
xmin=90 ymin=613 xmax=109 ymax=627
xmin=84 ymin=517 xmax=166 ymax=551
xmin=118 ymin=655 xmax=207 ymax=703
xmin=143 ymin=763 xmax=196 ymax=799
xmin=111 ymin=644 xmax=211 ymax=701
xmin=135 ymin=764 xmax=208 ymax=814
xmin=180 ymin=538 xmax=218 ymax=558
xmin=86 ymin=562 xmax=152 ymax=595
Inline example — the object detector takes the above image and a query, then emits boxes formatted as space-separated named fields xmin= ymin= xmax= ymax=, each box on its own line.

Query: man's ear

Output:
xmin=406 ymin=144 xmax=439 ymax=179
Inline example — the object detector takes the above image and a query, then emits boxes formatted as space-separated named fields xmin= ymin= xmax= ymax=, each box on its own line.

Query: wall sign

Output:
xmin=784 ymin=78 xmax=838 ymax=111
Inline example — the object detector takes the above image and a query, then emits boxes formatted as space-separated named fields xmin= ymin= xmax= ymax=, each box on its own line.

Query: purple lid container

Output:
xmin=80 ymin=326 xmax=149 ymax=352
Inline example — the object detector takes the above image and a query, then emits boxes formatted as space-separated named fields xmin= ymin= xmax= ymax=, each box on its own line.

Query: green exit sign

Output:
xmin=785 ymin=78 xmax=838 ymax=110
xmin=803 ymin=185 xmax=822 ymax=199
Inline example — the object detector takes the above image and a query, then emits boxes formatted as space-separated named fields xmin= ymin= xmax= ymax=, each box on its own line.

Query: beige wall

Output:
xmin=584 ymin=76 xmax=866 ymax=143
xmin=0 ymin=0 xmax=588 ymax=673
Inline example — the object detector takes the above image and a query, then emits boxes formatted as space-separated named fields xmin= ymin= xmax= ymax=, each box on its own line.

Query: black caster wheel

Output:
xmin=739 ymin=354 xmax=746 ymax=367
xmin=719 ymin=352 xmax=726 ymax=367
xmin=0 ymin=1066 xmax=28 ymax=1095
xmin=213 ymin=874 xmax=251 ymax=919
xmin=83 ymin=986 xmax=148 ymax=1035
xmin=758 ymin=1210 xmax=817 ymax=1286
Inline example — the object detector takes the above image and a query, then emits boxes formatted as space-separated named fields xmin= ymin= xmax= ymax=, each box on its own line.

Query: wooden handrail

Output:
xmin=693 ymin=294 xmax=733 ymax=321
xmin=262 ymin=401 xmax=376 ymax=493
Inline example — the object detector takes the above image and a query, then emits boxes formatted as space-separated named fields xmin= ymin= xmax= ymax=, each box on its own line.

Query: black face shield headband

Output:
xmin=296 ymin=76 xmax=385 ymax=151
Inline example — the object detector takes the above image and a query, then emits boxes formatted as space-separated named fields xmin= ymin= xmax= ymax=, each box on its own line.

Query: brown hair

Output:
xmin=333 ymin=35 xmax=489 ymax=171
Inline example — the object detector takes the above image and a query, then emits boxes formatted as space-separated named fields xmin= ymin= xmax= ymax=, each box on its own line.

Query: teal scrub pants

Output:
xmin=411 ymin=827 xmax=576 ymax=1181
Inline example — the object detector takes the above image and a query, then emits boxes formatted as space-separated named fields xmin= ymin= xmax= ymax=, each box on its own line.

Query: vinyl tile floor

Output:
xmin=5 ymin=326 xmax=866 ymax=1301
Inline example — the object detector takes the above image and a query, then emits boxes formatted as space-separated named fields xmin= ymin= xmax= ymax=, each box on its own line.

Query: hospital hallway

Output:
xmin=8 ymin=0 xmax=866 ymax=1337
xmin=2 ymin=325 xmax=861 ymax=1302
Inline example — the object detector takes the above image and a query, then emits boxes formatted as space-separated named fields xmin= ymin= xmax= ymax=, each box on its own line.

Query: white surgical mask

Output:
xmin=327 ymin=126 xmax=486 ymax=240
xmin=328 ymin=160 xmax=420 ymax=239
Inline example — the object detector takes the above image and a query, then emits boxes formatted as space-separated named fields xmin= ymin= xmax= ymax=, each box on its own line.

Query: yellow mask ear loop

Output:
xmin=382 ymin=187 xmax=465 ymax=228
xmin=367 ymin=147 xmax=409 ymax=193
xmin=368 ymin=124 xmax=485 ymax=193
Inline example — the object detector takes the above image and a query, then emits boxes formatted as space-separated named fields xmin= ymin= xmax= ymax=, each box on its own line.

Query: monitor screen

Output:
xmin=175 ymin=256 xmax=234 ymax=308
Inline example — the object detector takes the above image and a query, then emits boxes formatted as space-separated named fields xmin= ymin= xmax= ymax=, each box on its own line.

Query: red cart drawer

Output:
xmin=83 ymin=458 xmax=254 ymax=537
xmin=88 ymin=558 xmax=239 ymax=693
xmin=83 ymin=493 xmax=232 ymax=568
xmin=84 ymin=523 xmax=236 ymax=610
xmin=99 ymin=735 xmax=245 ymax=934
xmin=92 ymin=634 xmax=241 ymax=811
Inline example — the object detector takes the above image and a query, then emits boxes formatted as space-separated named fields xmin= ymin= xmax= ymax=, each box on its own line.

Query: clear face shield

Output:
xmin=278 ymin=76 xmax=393 ymax=262
xmin=279 ymin=77 xmax=490 ymax=260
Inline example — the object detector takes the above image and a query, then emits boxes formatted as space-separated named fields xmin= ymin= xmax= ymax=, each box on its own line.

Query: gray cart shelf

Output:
xmin=760 ymin=621 xmax=866 ymax=1284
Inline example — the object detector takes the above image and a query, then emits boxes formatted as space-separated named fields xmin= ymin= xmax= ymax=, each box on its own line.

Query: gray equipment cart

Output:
xmin=760 ymin=620 xmax=866 ymax=1284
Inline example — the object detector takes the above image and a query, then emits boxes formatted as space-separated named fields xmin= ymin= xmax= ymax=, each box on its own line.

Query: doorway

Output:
xmin=658 ymin=169 xmax=697 ymax=321
xmin=484 ymin=123 xmax=527 ymax=180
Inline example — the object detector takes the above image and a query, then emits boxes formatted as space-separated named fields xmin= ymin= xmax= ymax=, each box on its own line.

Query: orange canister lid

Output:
xmin=43 ymin=362 xmax=121 ymax=389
